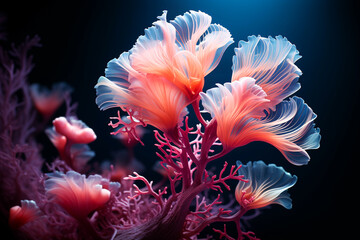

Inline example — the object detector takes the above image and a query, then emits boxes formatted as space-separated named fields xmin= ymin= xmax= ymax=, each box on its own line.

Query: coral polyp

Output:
xmin=0 ymin=10 xmax=320 ymax=240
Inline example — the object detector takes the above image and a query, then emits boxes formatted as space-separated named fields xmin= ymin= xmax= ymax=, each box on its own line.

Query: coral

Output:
xmin=1 ymin=10 xmax=321 ymax=240
xmin=9 ymin=200 xmax=41 ymax=229
xmin=46 ymin=116 xmax=96 ymax=172
xmin=234 ymin=161 xmax=297 ymax=210
xmin=45 ymin=171 xmax=114 ymax=220
xmin=30 ymin=82 xmax=73 ymax=120
xmin=200 ymin=80 xmax=320 ymax=165
xmin=0 ymin=32 xmax=44 ymax=236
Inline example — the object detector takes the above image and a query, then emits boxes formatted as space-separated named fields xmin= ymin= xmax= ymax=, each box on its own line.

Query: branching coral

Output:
xmin=0 ymin=34 xmax=44 ymax=231
xmin=1 ymin=10 xmax=321 ymax=240
xmin=93 ymin=10 xmax=320 ymax=240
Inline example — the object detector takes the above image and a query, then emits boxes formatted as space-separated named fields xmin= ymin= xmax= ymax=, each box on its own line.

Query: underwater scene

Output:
xmin=1 ymin=0 xmax=358 ymax=239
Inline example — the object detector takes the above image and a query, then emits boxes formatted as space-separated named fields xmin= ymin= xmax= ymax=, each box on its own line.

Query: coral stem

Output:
xmin=194 ymin=119 xmax=218 ymax=185
xmin=192 ymin=96 xmax=207 ymax=126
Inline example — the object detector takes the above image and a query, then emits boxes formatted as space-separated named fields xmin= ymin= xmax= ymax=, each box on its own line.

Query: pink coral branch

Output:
xmin=190 ymin=123 xmax=204 ymax=138
xmin=154 ymin=130 xmax=181 ymax=159
xmin=180 ymin=117 xmax=199 ymax=165
xmin=184 ymin=204 xmax=235 ymax=238
xmin=242 ymin=231 xmax=260 ymax=240
xmin=109 ymin=110 xmax=146 ymax=146
xmin=189 ymin=123 xmax=223 ymax=159
xmin=191 ymin=132 xmax=203 ymax=158
xmin=213 ymin=223 xmax=261 ymax=240
xmin=213 ymin=224 xmax=235 ymax=240
xmin=124 ymin=172 xmax=167 ymax=209
xmin=188 ymin=194 xmax=232 ymax=224
xmin=167 ymin=169 xmax=182 ymax=197
xmin=184 ymin=206 xmax=247 ymax=239
xmin=207 ymin=161 xmax=246 ymax=193
xmin=154 ymin=130 xmax=183 ymax=173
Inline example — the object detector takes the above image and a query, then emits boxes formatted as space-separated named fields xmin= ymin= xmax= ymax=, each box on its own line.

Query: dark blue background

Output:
xmin=2 ymin=0 xmax=358 ymax=239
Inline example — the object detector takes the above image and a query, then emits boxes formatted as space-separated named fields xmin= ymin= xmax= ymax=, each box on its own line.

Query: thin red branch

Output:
xmin=213 ymin=224 xmax=235 ymax=240
xmin=154 ymin=130 xmax=182 ymax=172
xmin=180 ymin=117 xmax=199 ymax=165
xmin=124 ymin=172 xmax=167 ymax=209
xmin=109 ymin=110 xmax=146 ymax=145
xmin=207 ymin=161 xmax=246 ymax=193
xmin=191 ymin=96 xmax=207 ymax=126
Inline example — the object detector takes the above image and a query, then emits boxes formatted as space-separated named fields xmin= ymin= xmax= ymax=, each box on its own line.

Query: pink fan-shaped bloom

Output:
xmin=231 ymin=35 xmax=301 ymax=111
xmin=45 ymin=171 xmax=111 ymax=219
xmin=30 ymin=82 xmax=73 ymax=119
xmin=201 ymin=79 xmax=320 ymax=165
xmin=95 ymin=11 xmax=233 ymax=138
xmin=9 ymin=200 xmax=40 ymax=229
xmin=52 ymin=116 xmax=96 ymax=144
xmin=235 ymin=161 xmax=297 ymax=210
xmin=96 ymin=69 xmax=189 ymax=137
xmin=131 ymin=10 xmax=233 ymax=100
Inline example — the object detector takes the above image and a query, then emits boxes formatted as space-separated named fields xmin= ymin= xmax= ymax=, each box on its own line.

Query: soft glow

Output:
xmin=45 ymin=171 xmax=111 ymax=219
xmin=9 ymin=200 xmax=40 ymax=229
xmin=235 ymin=161 xmax=297 ymax=210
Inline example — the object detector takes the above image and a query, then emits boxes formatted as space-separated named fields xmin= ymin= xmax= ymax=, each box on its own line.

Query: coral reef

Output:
xmin=0 ymin=10 xmax=320 ymax=240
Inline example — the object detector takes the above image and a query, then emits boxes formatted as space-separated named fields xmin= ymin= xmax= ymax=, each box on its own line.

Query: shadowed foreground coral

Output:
xmin=1 ymin=10 xmax=320 ymax=240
